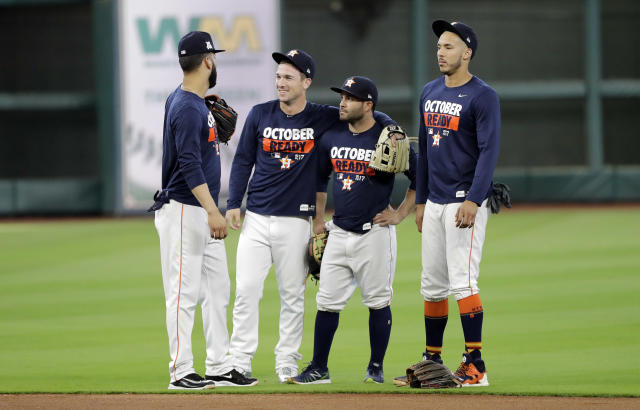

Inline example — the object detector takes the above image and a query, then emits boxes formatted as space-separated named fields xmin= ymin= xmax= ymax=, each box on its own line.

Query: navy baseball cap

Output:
xmin=330 ymin=76 xmax=378 ymax=106
xmin=432 ymin=20 xmax=478 ymax=59
xmin=178 ymin=31 xmax=225 ymax=57
xmin=272 ymin=49 xmax=315 ymax=79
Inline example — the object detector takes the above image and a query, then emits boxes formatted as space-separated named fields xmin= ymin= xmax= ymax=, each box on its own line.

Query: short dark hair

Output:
xmin=179 ymin=53 xmax=208 ymax=73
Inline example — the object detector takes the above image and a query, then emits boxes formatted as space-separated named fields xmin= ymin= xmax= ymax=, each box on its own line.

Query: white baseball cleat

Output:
xmin=277 ymin=367 xmax=297 ymax=384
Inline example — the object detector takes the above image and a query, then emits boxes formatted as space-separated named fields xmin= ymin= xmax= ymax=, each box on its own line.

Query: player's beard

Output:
xmin=441 ymin=54 xmax=462 ymax=76
xmin=342 ymin=107 xmax=365 ymax=123
xmin=208 ymin=65 xmax=217 ymax=89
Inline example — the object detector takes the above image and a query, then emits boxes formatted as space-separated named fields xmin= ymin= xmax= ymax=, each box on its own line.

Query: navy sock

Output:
xmin=368 ymin=306 xmax=392 ymax=368
xmin=424 ymin=300 xmax=449 ymax=355
xmin=424 ymin=315 xmax=448 ymax=354
xmin=460 ymin=311 xmax=484 ymax=353
xmin=458 ymin=294 xmax=484 ymax=354
xmin=312 ymin=310 xmax=339 ymax=371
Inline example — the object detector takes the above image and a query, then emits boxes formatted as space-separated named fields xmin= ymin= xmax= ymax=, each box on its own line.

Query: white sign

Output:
xmin=118 ymin=0 xmax=280 ymax=210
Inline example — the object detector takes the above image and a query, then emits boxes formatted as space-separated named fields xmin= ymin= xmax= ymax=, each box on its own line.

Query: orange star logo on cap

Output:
xmin=345 ymin=78 xmax=356 ymax=87
xmin=287 ymin=50 xmax=299 ymax=57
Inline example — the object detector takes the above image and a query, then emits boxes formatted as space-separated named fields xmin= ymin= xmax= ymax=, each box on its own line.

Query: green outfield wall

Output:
xmin=0 ymin=0 xmax=638 ymax=215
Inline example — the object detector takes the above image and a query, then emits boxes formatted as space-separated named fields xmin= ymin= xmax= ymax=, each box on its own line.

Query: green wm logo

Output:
xmin=137 ymin=16 xmax=262 ymax=53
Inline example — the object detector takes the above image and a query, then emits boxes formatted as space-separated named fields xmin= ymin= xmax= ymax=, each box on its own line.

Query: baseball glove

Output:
xmin=368 ymin=125 xmax=411 ymax=173
xmin=487 ymin=182 xmax=512 ymax=214
xmin=204 ymin=94 xmax=237 ymax=143
xmin=307 ymin=231 xmax=329 ymax=281
xmin=406 ymin=359 xmax=461 ymax=389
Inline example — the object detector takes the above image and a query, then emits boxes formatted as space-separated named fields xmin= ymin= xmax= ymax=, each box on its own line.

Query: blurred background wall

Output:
xmin=1 ymin=0 xmax=639 ymax=215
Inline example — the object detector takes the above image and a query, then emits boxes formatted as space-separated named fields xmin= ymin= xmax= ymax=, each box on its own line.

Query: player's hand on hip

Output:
xmin=208 ymin=210 xmax=228 ymax=239
xmin=455 ymin=200 xmax=478 ymax=229
xmin=415 ymin=203 xmax=425 ymax=233
xmin=225 ymin=208 xmax=242 ymax=230
xmin=373 ymin=205 xmax=401 ymax=226
xmin=313 ymin=218 xmax=327 ymax=234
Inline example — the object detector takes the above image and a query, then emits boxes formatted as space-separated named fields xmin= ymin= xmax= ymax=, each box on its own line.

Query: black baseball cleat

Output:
xmin=206 ymin=368 xmax=258 ymax=387
xmin=422 ymin=351 xmax=443 ymax=364
xmin=288 ymin=362 xmax=331 ymax=384
xmin=364 ymin=362 xmax=384 ymax=384
xmin=168 ymin=373 xmax=215 ymax=390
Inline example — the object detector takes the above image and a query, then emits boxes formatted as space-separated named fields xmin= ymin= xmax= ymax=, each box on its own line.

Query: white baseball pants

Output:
xmin=229 ymin=210 xmax=310 ymax=373
xmin=316 ymin=223 xmax=396 ymax=312
xmin=420 ymin=199 xmax=489 ymax=301
xmin=155 ymin=200 xmax=234 ymax=382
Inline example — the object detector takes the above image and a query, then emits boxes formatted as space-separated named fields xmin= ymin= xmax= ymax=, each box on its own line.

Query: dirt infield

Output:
xmin=2 ymin=394 xmax=640 ymax=409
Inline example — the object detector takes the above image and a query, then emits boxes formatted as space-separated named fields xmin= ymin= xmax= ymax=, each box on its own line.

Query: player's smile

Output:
xmin=275 ymin=63 xmax=309 ymax=106
xmin=276 ymin=80 xmax=290 ymax=94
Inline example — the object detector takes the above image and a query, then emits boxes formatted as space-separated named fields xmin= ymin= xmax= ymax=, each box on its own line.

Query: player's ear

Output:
xmin=463 ymin=46 xmax=472 ymax=61
xmin=302 ymin=76 xmax=312 ymax=90
xmin=204 ymin=53 xmax=215 ymax=69
xmin=364 ymin=101 xmax=374 ymax=113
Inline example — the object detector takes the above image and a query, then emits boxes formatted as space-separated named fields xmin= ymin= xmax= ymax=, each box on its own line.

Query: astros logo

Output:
xmin=344 ymin=78 xmax=356 ymax=87
xmin=341 ymin=176 xmax=354 ymax=191
xmin=432 ymin=132 xmax=442 ymax=147
xmin=287 ymin=50 xmax=299 ymax=58
xmin=280 ymin=156 xmax=293 ymax=169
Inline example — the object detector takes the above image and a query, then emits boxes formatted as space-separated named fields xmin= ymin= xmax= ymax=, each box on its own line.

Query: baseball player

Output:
xmin=413 ymin=21 xmax=500 ymax=387
xmin=225 ymin=51 xmax=396 ymax=383
xmin=150 ymin=31 xmax=257 ymax=389
xmin=289 ymin=76 xmax=417 ymax=385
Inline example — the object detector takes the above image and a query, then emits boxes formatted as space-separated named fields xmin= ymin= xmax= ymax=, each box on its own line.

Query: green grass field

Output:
xmin=1 ymin=207 xmax=639 ymax=396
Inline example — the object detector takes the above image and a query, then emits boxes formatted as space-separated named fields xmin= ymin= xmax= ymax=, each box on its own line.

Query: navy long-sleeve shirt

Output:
xmin=161 ymin=86 xmax=222 ymax=206
xmin=227 ymin=100 xmax=394 ymax=217
xmin=416 ymin=76 xmax=500 ymax=206
xmin=317 ymin=122 xmax=417 ymax=234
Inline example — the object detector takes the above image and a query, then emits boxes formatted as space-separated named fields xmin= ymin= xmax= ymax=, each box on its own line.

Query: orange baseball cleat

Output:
xmin=454 ymin=353 xmax=489 ymax=387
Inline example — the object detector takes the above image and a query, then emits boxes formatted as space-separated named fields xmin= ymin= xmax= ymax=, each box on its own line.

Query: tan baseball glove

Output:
xmin=307 ymin=231 xmax=329 ymax=281
xmin=406 ymin=359 xmax=461 ymax=389
xmin=368 ymin=125 xmax=411 ymax=173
